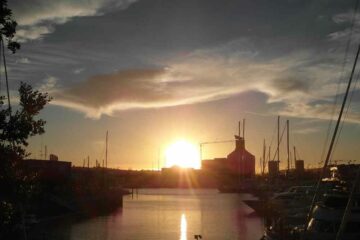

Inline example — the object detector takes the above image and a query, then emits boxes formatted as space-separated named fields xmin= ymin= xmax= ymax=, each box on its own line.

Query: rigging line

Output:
xmin=295 ymin=146 xmax=301 ymax=161
xmin=268 ymin=118 xmax=278 ymax=150
xmin=336 ymin=165 xmax=360 ymax=240
xmin=332 ymin=67 xmax=360 ymax=158
xmin=291 ymin=125 xmax=305 ymax=162
xmin=1 ymin=36 xmax=11 ymax=113
xmin=319 ymin=0 xmax=360 ymax=164
xmin=265 ymin=119 xmax=280 ymax=165
xmin=331 ymin=2 xmax=360 ymax=163
xmin=306 ymin=41 xmax=360 ymax=229
xmin=98 ymin=142 xmax=105 ymax=167
xmin=271 ymin=123 xmax=287 ymax=161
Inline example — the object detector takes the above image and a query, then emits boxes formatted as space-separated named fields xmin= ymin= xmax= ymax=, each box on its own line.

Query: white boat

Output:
xmin=244 ymin=186 xmax=314 ymax=216
xmin=304 ymin=193 xmax=360 ymax=240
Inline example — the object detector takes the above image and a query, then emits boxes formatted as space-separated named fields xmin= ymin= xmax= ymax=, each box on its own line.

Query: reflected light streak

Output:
xmin=180 ymin=213 xmax=187 ymax=240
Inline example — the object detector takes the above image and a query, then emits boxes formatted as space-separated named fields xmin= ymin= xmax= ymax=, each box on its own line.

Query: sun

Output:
xmin=165 ymin=140 xmax=200 ymax=169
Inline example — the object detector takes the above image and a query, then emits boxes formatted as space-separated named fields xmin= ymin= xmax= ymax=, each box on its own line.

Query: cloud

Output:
xmin=280 ymin=100 xmax=360 ymax=124
xmin=16 ymin=57 xmax=30 ymax=64
xmin=74 ymin=68 xmax=85 ymax=74
xmin=332 ymin=11 xmax=355 ymax=24
xmin=48 ymin=38 xmax=350 ymax=119
xmin=10 ymin=0 xmax=137 ymax=42
xmin=328 ymin=10 xmax=360 ymax=42
xmin=15 ymin=25 xmax=54 ymax=42
xmin=56 ymin=69 xmax=168 ymax=108
xmin=292 ymin=127 xmax=321 ymax=135
xmin=7 ymin=2 xmax=356 ymax=123
xmin=38 ymin=75 xmax=57 ymax=93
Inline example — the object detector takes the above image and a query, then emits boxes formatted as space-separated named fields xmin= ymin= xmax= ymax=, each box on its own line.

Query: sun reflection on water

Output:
xmin=180 ymin=213 xmax=187 ymax=240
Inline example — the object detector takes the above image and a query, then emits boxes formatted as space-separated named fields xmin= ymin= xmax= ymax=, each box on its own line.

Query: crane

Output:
xmin=199 ymin=139 xmax=234 ymax=161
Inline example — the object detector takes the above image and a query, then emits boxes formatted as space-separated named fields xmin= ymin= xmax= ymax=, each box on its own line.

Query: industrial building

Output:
xmin=202 ymin=134 xmax=255 ymax=177
xmin=21 ymin=158 xmax=71 ymax=182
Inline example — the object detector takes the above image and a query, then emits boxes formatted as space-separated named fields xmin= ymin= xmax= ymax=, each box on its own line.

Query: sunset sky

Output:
xmin=4 ymin=0 xmax=360 ymax=170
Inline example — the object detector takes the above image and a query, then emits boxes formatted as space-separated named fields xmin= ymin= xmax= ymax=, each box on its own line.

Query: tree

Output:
xmin=0 ymin=0 xmax=20 ymax=53
xmin=0 ymin=0 xmax=51 ymax=237
xmin=0 ymin=84 xmax=51 ymax=237
xmin=0 ymin=83 xmax=52 ymax=187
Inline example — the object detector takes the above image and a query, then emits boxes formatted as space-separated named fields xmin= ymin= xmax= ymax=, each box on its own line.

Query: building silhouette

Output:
xmin=202 ymin=135 xmax=255 ymax=177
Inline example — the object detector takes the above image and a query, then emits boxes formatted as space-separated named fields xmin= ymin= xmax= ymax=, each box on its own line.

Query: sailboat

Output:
xmin=261 ymin=9 xmax=360 ymax=240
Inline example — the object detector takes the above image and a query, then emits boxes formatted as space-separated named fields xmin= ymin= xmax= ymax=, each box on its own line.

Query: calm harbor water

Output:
xmin=35 ymin=189 xmax=264 ymax=240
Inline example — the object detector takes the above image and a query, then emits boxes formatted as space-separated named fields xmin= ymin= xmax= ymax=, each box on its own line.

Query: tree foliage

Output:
xmin=0 ymin=0 xmax=51 ymax=236
xmin=0 ymin=84 xmax=51 ymax=236
xmin=0 ymin=0 xmax=20 ymax=53
xmin=1 ymin=83 xmax=52 ymax=147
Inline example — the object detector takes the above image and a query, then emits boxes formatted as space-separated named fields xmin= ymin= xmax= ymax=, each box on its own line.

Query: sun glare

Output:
xmin=165 ymin=140 xmax=200 ymax=169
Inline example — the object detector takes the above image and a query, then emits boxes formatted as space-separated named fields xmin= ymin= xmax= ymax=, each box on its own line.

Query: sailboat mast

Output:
xmin=259 ymin=157 xmax=262 ymax=175
xmin=267 ymin=146 xmax=270 ymax=173
xmin=307 ymin=38 xmax=360 ymax=228
xmin=105 ymin=131 xmax=108 ymax=168
xmin=1 ymin=37 xmax=11 ymax=112
xmin=277 ymin=116 xmax=280 ymax=163
xmin=336 ymin=166 xmax=360 ymax=239
xmin=262 ymin=139 xmax=266 ymax=175
xmin=287 ymin=119 xmax=290 ymax=173
xmin=242 ymin=119 xmax=245 ymax=141
xmin=158 ymin=148 xmax=160 ymax=170
xmin=238 ymin=120 xmax=242 ymax=183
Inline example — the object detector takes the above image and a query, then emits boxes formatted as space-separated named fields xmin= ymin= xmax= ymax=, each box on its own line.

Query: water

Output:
xmin=34 ymin=189 xmax=264 ymax=240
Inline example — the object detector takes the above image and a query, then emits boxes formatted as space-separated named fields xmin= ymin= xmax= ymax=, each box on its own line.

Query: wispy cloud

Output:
xmin=8 ymin=2 xmax=359 ymax=123
xmin=10 ymin=0 xmax=137 ymax=42
xmin=74 ymin=68 xmax=85 ymax=74
xmin=329 ymin=10 xmax=360 ymax=42
xmin=16 ymin=57 xmax=30 ymax=64
xmin=292 ymin=126 xmax=321 ymax=135
xmin=48 ymin=38 xmax=351 ymax=119
xmin=38 ymin=75 xmax=58 ymax=93
xmin=280 ymin=101 xmax=360 ymax=124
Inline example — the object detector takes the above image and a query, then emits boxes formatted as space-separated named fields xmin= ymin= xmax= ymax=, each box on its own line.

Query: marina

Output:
xmin=2 ymin=0 xmax=360 ymax=239
xmin=28 ymin=189 xmax=264 ymax=240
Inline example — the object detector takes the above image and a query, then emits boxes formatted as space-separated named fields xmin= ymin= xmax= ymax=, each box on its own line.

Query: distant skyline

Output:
xmin=3 ymin=0 xmax=360 ymax=170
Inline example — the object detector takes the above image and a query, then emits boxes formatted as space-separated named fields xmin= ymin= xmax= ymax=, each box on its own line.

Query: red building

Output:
xmin=227 ymin=135 xmax=255 ymax=176
xmin=202 ymin=135 xmax=255 ymax=177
